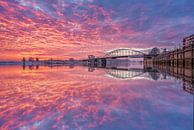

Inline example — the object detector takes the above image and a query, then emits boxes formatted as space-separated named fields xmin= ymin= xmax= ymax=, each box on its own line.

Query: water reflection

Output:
xmin=0 ymin=63 xmax=193 ymax=130
xmin=86 ymin=62 xmax=194 ymax=95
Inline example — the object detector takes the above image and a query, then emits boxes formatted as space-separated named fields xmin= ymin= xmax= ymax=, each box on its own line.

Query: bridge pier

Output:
xmin=86 ymin=58 xmax=107 ymax=68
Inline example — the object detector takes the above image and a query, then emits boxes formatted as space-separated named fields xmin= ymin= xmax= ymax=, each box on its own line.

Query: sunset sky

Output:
xmin=0 ymin=0 xmax=194 ymax=60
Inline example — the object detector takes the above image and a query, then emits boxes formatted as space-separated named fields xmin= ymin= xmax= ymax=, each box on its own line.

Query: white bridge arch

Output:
xmin=105 ymin=68 xmax=144 ymax=79
xmin=104 ymin=48 xmax=147 ymax=58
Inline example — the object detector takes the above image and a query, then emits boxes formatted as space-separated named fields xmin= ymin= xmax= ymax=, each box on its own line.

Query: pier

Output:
xmin=144 ymin=34 xmax=194 ymax=69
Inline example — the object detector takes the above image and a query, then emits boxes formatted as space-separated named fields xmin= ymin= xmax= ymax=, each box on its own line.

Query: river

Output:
xmin=0 ymin=64 xmax=193 ymax=130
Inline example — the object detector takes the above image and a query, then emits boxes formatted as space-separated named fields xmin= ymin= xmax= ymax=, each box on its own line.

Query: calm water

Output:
xmin=0 ymin=65 xmax=193 ymax=130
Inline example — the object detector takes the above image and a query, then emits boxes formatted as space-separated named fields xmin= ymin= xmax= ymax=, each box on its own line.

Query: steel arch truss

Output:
xmin=106 ymin=68 xmax=144 ymax=80
xmin=105 ymin=48 xmax=145 ymax=58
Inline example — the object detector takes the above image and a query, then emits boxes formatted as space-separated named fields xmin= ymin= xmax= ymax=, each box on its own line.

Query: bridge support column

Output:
xmin=101 ymin=58 xmax=107 ymax=67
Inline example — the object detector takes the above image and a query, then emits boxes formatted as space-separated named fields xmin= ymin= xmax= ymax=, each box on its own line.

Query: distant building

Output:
xmin=149 ymin=47 xmax=160 ymax=55
xmin=69 ymin=58 xmax=74 ymax=61
xmin=28 ymin=57 xmax=34 ymax=62
xmin=183 ymin=34 xmax=194 ymax=47
xmin=22 ymin=57 xmax=26 ymax=66
xmin=22 ymin=57 xmax=26 ymax=62
xmin=88 ymin=55 xmax=95 ymax=59
xmin=69 ymin=58 xmax=75 ymax=64
xmin=161 ymin=48 xmax=167 ymax=54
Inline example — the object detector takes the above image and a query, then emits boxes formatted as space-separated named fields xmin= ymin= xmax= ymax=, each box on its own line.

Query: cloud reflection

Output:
xmin=0 ymin=66 xmax=193 ymax=130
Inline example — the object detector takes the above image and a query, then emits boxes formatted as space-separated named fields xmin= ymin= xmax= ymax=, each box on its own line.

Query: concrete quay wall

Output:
xmin=144 ymin=43 xmax=194 ymax=69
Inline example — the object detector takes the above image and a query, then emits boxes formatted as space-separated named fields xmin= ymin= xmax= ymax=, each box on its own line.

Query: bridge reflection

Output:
xmin=86 ymin=64 xmax=194 ymax=95
xmin=105 ymin=48 xmax=146 ymax=58
xmin=105 ymin=68 xmax=144 ymax=79
xmin=21 ymin=62 xmax=193 ymax=95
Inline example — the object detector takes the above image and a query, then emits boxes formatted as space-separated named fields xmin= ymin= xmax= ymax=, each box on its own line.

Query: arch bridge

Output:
xmin=105 ymin=68 xmax=145 ymax=80
xmin=104 ymin=48 xmax=147 ymax=59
